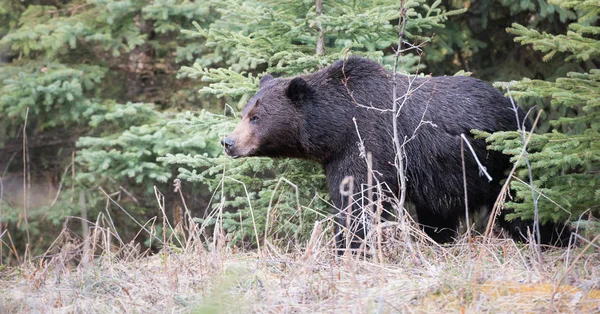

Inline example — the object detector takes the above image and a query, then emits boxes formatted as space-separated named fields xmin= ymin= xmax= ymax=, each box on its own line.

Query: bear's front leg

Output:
xmin=333 ymin=212 xmax=368 ymax=255
xmin=325 ymin=162 xmax=373 ymax=255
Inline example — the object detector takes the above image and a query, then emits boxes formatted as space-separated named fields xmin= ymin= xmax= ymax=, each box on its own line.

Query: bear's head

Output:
xmin=221 ymin=74 xmax=314 ymax=159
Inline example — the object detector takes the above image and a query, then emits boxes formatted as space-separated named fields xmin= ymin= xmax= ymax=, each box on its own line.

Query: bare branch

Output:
xmin=315 ymin=0 xmax=325 ymax=57
xmin=506 ymin=83 xmax=542 ymax=263
xmin=22 ymin=107 xmax=31 ymax=262
xmin=460 ymin=134 xmax=493 ymax=182
xmin=392 ymin=0 xmax=409 ymax=213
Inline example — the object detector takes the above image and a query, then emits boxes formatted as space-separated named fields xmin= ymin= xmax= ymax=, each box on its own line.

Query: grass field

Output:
xmin=1 ymin=219 xmax=599 ymax=314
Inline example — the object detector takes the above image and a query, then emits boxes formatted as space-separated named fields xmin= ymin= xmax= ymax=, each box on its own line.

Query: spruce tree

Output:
xmin=0 ymin=0 xmax=218 ymax=254
xmin=483 ymin=0 xmax=599 ymax=225
xmin=425 ymin=0 xmax=583 ymax=82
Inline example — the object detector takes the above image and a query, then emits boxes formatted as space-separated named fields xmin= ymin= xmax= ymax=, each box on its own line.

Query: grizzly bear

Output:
xmin=221 ymin=56 xmax=570 ymax=252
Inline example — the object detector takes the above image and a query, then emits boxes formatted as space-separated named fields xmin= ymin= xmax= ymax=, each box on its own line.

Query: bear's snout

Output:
xmin=221 ymin=137 xmax=235 ymax=149
xmin=221 ymin=136 xmax=235 ymax=156
xmin=221 ymin=136 xmax=241 ymax=158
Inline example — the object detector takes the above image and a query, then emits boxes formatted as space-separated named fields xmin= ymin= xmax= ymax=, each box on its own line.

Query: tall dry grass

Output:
xmin=1 ymin=182 xmax=598 ymax=313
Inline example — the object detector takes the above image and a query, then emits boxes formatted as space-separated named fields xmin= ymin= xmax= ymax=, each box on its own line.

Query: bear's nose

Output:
xmin=221 ymin=137 xmax=235 ymax=149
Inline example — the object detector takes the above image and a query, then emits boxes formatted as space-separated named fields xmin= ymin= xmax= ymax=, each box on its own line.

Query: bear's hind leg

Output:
xmin=498 ymin=214 xmax=573 ymax=247
xmin=416 ymin=210 xmax=460 ymax=244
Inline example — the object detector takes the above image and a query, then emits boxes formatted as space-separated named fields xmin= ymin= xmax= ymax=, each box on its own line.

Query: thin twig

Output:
xmin=483 ymin=109 xmax=543 ymax=241
xmin=0 ymin=176 xmax=3 ymax=265
xmin=79 ymin=191 xmax=90 ymax=265
xmin=340 ymin=176 xmax=354 ymax=256
xmin=473 ymin=109 xmax=544 ymax=304
xmin=225 ymin=177 xmax=262 ymax=258
xmin=3 ymin=229 xmax=20 ymax=264
xmin=50 ymin=164 xmax=72 ymax=207
xmin=510 ymin=175 xmax=570 ymax=215
xmin=71 ymin=151 xmax=75 ymax=200
xmin=460 ymin=134 xmax=493 ymax=182
xmin=315 ymin=0 xmax=325 ymax=57
xmin=392 ymin=1 xmax=408 ymax=211
xmin=22 ymin=107 xmax=31 ymax=262
xmin=460 ymin=138 xmax=471 ymax=238
xmin=552 ymin=232 xmax=600 ymax=306
xmin=391 ymin=0 xmax=420 ymax=261
xmin=1 ymin=152 xmax=18 ymax=179
xmin=506 ymin=84 xmax=542 ymax=264
xmin=98 ymin=187 xmax=177 ymax=256
xmin=567 ymin=208 xmax=592 ymax=265
xmin=173 ymin=179 xmax=200 ymax=250
xmin=154 ymin=186 xmax=183 ymax=248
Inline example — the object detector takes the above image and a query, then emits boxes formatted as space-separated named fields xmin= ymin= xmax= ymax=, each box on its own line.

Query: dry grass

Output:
xmin=1 ymin=219 xmax=599 ymax=314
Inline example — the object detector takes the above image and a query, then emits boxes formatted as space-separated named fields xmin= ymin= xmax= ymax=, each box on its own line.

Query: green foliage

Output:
xmin=508 ymin=22 xmax=600 ymax=62
xmin=180 ymin=0 xmax=464 ymax=99
xmin=425 ymin=0 xmax=581 ymax=81
xmin=486 ymin=0 xmax=599 ymax=223
xmin=0 ymin=63 xmax=106 ymax=131
xmin=0 ymin=0 xmax=219 ymax=256
xmin=79 ymin=103 xmax=171 ymax=187
xmin=0 ymin=0 xmax=24 ymax=36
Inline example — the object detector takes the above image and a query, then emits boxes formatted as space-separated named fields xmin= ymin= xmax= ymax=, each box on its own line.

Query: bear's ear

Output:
xmin=286 ymin=77 xmax=312 ymax=102
xmin=259 ymin=74 xmax=274 ymax=88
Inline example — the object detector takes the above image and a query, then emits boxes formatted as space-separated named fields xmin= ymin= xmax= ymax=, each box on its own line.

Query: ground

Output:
xmin=1 ymin=228 xmax=599 ymax=313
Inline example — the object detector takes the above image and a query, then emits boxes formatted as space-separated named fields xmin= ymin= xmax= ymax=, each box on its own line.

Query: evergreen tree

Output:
xmin=426 ymin=0 xmax=582 ymax=82
xmin=483 ymin=0 xmax=599 ymax=224
xmin=0 ymin=0 xmax=218 ymax=255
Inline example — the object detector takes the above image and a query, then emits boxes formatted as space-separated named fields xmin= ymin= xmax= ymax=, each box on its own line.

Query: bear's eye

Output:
xmin=249 ymin=115 xmax=259 ymax=123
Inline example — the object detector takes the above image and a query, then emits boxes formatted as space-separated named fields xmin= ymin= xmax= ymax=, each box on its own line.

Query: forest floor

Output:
xmin=1 ymin=224 xmax=599 ymax=314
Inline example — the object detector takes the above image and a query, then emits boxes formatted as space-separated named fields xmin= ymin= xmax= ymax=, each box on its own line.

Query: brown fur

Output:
xmin=228 ymin=117 xmax=260 ymax=157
